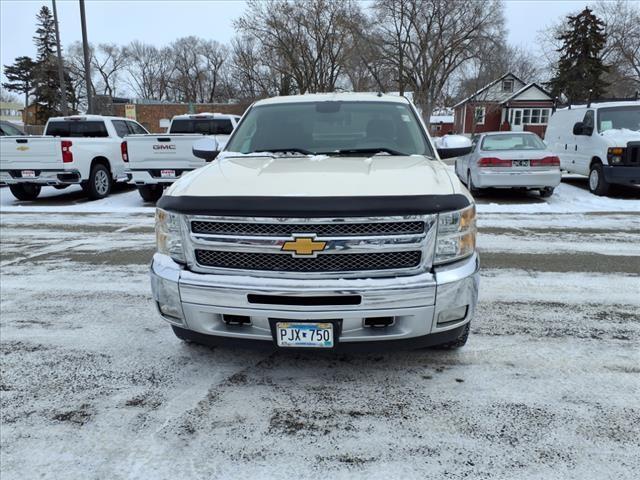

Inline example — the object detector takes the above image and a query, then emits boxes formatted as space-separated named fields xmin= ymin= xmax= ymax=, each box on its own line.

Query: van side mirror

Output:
xmin=192 ymin=137 xmax=219 ymax=162
xmin=435 ymin=135 xmax=473 ymax=159
xmin=573 ymin=122 xmax=593 ymax=136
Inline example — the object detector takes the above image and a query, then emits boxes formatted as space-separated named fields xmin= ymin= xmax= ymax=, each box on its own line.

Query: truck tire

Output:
xmin=85 ymin=164 xmax=112 ymax=200
xmin=138 ymin=184 xmax=164 ymax=203
xmin=9 ymin=184 xmax=41 ymax=201
xmin=588 ymin=163 xmax=610 ymax=196
xmin=171 ymin=325 xmax=194 ymax=343
xmin=540 ymin=187 xmax=554 ymax=198
xmin=434 ymin=323 xmax=470 ymax=349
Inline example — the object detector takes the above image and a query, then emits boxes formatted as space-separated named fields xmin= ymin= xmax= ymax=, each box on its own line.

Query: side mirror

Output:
xmin=192 ymin=137 xmax=219 ymax=162
xmin=572 ymin=122 xmax=584 ymax=135
xmin=573 ymin=122 xmax=593 ymax=136
xmin=435 ymin=135 xmax=473 ymax=159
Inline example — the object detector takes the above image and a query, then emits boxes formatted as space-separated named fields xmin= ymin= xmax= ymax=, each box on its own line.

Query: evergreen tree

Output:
xmin=548 ymin=7 xmax=609 ymax=104
xmin=2 ymin=56 xmax=36 ymax=110
xmin=32 ymin=6 xmax=68 ymax=123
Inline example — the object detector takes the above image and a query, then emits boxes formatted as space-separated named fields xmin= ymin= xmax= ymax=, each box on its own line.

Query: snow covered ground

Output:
xmin=1 ymin=179 xmax=639 ymax=479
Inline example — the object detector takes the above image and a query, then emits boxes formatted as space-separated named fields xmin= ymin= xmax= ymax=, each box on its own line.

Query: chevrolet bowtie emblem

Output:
xmin=16 ymin=146 xmax=29 ymax=151
xmin=281 ymin=236 xmax=327 ymax=256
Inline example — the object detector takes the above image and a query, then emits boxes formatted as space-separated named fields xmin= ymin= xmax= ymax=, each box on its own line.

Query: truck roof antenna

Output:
xmin=587 ymin=89 xmax=593 ymax=108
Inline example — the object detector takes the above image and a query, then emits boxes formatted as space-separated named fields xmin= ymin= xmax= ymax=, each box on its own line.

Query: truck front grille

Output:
xmin=195 ymin=249 xmax=422 ymax=273
xmin=191 ymin=220 xmax=425 ymax=237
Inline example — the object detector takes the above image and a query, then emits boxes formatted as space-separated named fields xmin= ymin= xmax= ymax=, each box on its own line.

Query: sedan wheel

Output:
xmin=467 ymin=171 xmax=480 ymax=195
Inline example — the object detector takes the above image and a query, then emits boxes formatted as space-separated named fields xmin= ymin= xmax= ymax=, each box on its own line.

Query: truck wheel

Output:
xmin=588 ymin=163 xmax=610 ymax=196
xmin=540 ymin=187 xmax=554 ymax=198
xmin=138 ymin=184 xmax=164 ymax=202
xmin=171 ymin=325 xmax=194 ymax=343
xmin=9 ymin=184 xmax=41 ymax=201
xmin=85 ymin=164 xmax=112 ymax=200
xmin=467 ymin=171 xmax=480 ymax=196
xmin=434 ymin=323 xmax=470 ymax=349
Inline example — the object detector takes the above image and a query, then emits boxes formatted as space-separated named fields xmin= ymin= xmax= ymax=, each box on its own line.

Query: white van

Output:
xmin=544 ymin=101 xmax=639 ymax=195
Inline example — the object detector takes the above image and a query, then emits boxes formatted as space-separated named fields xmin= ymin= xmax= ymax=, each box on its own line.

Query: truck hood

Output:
xmin=167 ymin=153 xmax=463 ymax=198
xmin=600 ymin=128 xmax=640 ymax=145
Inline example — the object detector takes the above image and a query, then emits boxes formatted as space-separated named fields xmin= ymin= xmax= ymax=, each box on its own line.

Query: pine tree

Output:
xmin=2 ymin=56 xmax=36 ymax=111
xmin=548 ymin=7 xmax=609 ymax=104
xmin=32 ymin=6 xmax=68 ymax=123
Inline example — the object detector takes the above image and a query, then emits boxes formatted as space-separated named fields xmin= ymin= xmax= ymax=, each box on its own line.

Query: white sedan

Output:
xmin=455 ymin=132 xmax=561 ymax=197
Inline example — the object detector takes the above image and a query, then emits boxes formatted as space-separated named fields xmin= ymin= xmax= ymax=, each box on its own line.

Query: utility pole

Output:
xmin=79 ymin=0 xmax=92 ymax=113
xmin=52 ymin=0 xmax=68 ymax=115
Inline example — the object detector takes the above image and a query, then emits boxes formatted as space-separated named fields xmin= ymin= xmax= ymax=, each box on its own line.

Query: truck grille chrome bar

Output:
xmin=191 ymin=220 xmax=425 ymax=237
xmin=195 ymin=250 xmax=422 ymax=272
xmin=183 ymin=214 xmax=437 ymax=278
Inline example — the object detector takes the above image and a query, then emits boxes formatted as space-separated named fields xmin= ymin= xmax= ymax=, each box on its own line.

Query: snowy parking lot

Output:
xmin=1 ymin=177 xmax=639 ymax=479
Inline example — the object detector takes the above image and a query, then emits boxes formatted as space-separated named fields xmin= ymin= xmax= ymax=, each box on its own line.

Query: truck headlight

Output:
xmin=156 ymin=208 xmax=185 ymax=263
xmin=607 ymin=147 xmax=625 ymax=165
xmin=434 ymin=204 xmax=476 ymax=265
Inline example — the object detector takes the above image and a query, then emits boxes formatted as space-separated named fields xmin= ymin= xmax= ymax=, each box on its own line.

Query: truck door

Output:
xmin=574 ymin=110 xmax=595 ymax=176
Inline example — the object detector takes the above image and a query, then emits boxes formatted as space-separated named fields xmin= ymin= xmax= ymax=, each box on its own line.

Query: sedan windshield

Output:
xmin=225 ymin=101 xmax=434 ymax=156
xmin=598 ymin=106 xmax=640 ymax=132
xmin=481 ymin=133 xmax=546 ymax=151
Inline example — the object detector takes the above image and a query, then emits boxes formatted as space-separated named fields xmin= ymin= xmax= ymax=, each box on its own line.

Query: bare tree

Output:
xmin=230 ymin=35 xmax=285 ymax=99
xmin=235 ymin=0 xmax=362 ymax=94
xmin=374 ymin=0 xmax=505 ymax=123
xmin=594 ymin=0 xmax=640 ymax=96
xmin=125 ymin=41 xmax=174 ymax=100
xmin=91 ymin=43 xmax=128 ymax=97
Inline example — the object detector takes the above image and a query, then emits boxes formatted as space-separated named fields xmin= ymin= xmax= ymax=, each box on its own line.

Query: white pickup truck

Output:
xmin=151 ymin=93 xmax=479 ymax=351
xmin=0 ymin=115 xmax=148 ymax=200
xmin=124 ymin=113 xmax=241 ymax=202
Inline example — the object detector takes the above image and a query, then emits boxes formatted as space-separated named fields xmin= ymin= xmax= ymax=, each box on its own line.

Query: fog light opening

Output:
xmin=364 ymin=317 xmax=395 ymax=328
xmin=157 ymin=301 xmax=183 ymax=321
xmin=223 ymin=314 xmax=251 ymax=326
xmin=437 ymin=306 xmax=468 ymax=326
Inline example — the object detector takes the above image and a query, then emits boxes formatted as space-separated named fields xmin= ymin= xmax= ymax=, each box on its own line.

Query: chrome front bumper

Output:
xmin=474 ymin=169 xmax=561 ymax=189
xmin=150 ymin=252 xmax=479 ymax=346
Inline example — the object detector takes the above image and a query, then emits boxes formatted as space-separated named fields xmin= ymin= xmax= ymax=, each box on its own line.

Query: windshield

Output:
xmin=225 ymin=101 xmax=433 ymax=156
xmin=598 ymin=106 xmax=640 ymax=132
xmin=170 ymin=119 xmax=234 ymax=135
xmin=481 ymin=133 xmax=546 ymax=151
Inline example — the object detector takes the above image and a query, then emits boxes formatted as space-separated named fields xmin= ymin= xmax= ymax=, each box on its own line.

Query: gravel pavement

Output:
xmin=1 ymin=184 xmax=639 ymax=479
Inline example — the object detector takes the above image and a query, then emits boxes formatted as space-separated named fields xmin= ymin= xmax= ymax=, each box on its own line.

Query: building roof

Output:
xmin=501 ymin=83 xmax=553 ymax=104
xmin=453 ymin=73 xmax=525 ymax=108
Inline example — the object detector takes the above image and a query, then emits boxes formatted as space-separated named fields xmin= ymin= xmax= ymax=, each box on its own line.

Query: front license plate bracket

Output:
xmin=269 ymin=319 xmax=342 ymax=349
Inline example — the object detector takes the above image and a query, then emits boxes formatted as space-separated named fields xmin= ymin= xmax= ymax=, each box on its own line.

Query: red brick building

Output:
xmin=453 ymin=73 xmax=554 ymax=138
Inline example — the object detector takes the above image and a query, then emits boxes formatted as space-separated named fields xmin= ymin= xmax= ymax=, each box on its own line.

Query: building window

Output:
xmin=515 ymin=108 xmax=551 ymax=125
xmin=502 ymin=79 xmax=514 ymax=92
xmin=474 ymin=106 xmax=486 ymax=125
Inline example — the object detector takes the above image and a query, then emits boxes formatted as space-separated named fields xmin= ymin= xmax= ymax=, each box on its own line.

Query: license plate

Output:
xmin=21 ymin=170 xmax=36 ymax=178
xmin=276 ymin=322 xmax=334 ymax=348
xmin=513 ymin=160 xmax=529 ymax=167
xmin=160 ymin=169 xmax=176 ymax=178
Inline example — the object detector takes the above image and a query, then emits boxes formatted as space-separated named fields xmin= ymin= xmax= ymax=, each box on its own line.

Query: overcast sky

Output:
xmin=0 ymin=0 xmax=613 ymax=86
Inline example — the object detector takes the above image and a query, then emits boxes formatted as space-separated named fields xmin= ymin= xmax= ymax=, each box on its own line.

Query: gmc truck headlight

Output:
xmin=156 ymin=208 xmax=185 ymax=263
xmin=434 ymin=204 xmax=476 ymax=265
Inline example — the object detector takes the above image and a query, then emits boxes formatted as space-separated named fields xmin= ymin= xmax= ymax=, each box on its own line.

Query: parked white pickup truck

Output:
xmin=124 ymin=113 xmax=241 ymax=202
xmin=0 ymin=115 xmax=148 ymax=200
xmin=151 ymin=93 xmax=479 ymax=351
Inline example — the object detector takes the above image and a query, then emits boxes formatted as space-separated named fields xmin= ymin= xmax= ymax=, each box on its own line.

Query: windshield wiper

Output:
xmin=255 ymin=148 xmax=313 ymax=155
xmin=320 ymin=147 xmax=408 ymax=156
